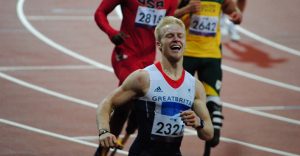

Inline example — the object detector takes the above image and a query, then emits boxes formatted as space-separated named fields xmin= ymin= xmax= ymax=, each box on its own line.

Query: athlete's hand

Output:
xmin=180 ymin=110 xmax=201 ymax=128
xmin=111 ymin=32 xmax=129 ymax=46
xmin=228 ymin=11 xmax=242 ymax=24
xmin=99 ymin=132 xmax=117 ymax=148
xmin=186 ymin=0 xmax=201 ymax=14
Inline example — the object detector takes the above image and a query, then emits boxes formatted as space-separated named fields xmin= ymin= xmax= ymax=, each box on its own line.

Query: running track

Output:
xmin=0 ymin=0 xmax=299 ymax=155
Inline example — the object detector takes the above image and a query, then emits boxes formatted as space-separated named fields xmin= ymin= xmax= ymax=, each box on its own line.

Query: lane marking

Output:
xmin=0 ymin=118 xmax=98 ymax=147
xmin=0 ymin=72 xmax=97 ymax=109
xmin=26 ymin=15 xmax=120 ymax=21
xmin=222 ymin=65 xmax=300 ymax=92
xmin=27 ymin=15 xmax=93 ymax=20
xmin=17 ymin=0 xmax=113 ymax=73
xmin=0 ymin=118 xmax=128 ymax=155
xmin=223 ymin=102 xmax=300 ymax=125
xmin=73 ymin=136 xmax=102 ymax=141
xmin=237 ymin=26 xmax=300 ymax=57
xmin=247 ymin=105 xmax=300 ymax=111
xmin=51 ymin=8 xmax=93 ymax=14
xmin=115 ymin=5 xmax=122 ymax=18
xmin=221 ymin=137 xmax=299 ymax=156
xmin=1 ymin=117 xmax=297 ymax=156
xmin=0 ymin=65 xmax=97 ymax=72
xmin=73 ymin=130 xmax=196 ymax=141
xmin=222 ymin=17 xmax=300 ymax=57
xmin=184 ymin=128 xmax=299 ymax=156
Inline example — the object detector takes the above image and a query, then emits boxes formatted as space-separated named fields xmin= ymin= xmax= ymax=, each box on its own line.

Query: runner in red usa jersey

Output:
xmin=95 ymin=0 xmax=178 ymax=84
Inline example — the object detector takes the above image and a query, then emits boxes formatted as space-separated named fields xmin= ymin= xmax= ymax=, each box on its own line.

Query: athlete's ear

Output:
xmin=156 ymin=41 xmax=162 ymax=51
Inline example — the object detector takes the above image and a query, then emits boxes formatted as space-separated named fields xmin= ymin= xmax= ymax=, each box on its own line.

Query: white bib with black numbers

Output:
xmin=151 ymin=112 xmax=185 ymax=137
xmin=140 ymin=64 xmax=196 ymax=138
xmin=189 ymin=14 xmax=218 ymax=36
xmin=135 ymin=6 xmax=166 ymax=27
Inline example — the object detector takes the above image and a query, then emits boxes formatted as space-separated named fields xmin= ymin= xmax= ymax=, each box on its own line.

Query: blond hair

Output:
xmin=154 ymin=16 xmax=185 ymax=42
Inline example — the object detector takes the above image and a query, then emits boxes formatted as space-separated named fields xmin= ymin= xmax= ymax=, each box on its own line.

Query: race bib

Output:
xmin=151 ymin=113 xmax=185 ymax=137
xmin=189 ymin=14 xmax=218 ymax=36
xmin=135 ymin=6 xmax=166 ymax=27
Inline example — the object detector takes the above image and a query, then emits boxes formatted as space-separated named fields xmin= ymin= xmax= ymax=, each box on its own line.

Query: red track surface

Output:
xmin=1 ymin=0 xmax=299 ymax=156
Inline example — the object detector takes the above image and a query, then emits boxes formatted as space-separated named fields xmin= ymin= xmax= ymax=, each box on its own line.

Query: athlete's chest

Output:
xmin=137 ymin=0 xmax=165 ymax=8
xmin=124 ymin=0 xmax=172 ymax=27
xmin=125 ymin=0 xmax=168 ymax=9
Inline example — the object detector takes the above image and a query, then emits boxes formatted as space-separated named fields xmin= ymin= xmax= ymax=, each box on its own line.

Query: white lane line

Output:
xmin=72 ymin=136 xmax=100 ymax=141
xmin=0 ymin=72 xmax=97 ymax=109
xmin=17 ymin=0 xmax=113 ymax=73
xmin=247 ymin=105 xmax=300 ymax=111
xmin=222 ymin=65 xmax=300 ymax=92
xmin=17 ymin=0 xmax=300 ymax=93
xmin=0 ymin=65 xmax=97 ymax=71
xmin=0 ymin=118 xmax=98 ymax=147
xmin=184 ymin=128 xmax=299 ymax=156
xmin=6 ymin=116 xmax=297 ymax=156
xmin=73 ymin=134 xmax=138 ymax=141
xmin=221 ymin=137 xmax=299 ymax=156
xmin=0 ymin=118 xmax=128 ymax=155
xmin=237 ymin=26 xmax=300 ymax=57
xmin=115 ymin=5 xmax=122 ymax=18
xmin=223 ymin=102 xmax=300 ymax=125
xmin=73 ymin=131 xmax=196 ymax=141
xmin=27 ymin=15 xmax=93 ymax=20
xmin=51 ymin=8 xmax=92 ymax=14
xmin=26 ymin=15 xmax=120 ymax=21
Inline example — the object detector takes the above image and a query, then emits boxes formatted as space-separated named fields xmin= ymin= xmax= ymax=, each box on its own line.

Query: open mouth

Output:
xmin=170 ymin=44 xmax=182 ymax=51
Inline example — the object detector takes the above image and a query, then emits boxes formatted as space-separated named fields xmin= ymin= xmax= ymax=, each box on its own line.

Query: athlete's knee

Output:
xmin=206 ymin=96 xmax=224 ymax=147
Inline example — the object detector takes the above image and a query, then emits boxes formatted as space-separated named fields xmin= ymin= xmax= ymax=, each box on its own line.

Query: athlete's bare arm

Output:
xmin=94 ymin=0 xmax=122 ymax=39
xmin=174 ymin=0 xmax=200 ymax=18
xmin=96 ymin=69 xmax=149 ymax=147
xmin=181 ymin=79 xmax=214 ymax=141
xmin=222 ymin=0 xmax=243 ymax=24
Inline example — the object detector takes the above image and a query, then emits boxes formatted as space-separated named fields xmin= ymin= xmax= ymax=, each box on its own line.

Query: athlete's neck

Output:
xmin=160 ymin=60 xmax=183 ymax=81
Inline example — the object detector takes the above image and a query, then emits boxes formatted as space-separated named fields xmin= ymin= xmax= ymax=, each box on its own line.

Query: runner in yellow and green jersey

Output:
xmin=175 ymin=0 xmax=242 ymax=155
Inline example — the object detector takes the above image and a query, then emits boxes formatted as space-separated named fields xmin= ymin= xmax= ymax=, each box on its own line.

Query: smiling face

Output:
xmin=157 ymin=23 xmax=186 ymax=63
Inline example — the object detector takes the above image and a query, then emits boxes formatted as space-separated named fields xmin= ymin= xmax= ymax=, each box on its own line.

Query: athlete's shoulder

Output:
xmin=183 ymin=70 xmax=195 ymax=81
xmin=131 ymin=69 xmax=150 ymax=86
xmin=184 ymin=70 xmax=194 ymax=78
xmin=121 ymin=69 xmax=150 ymax=96
xmin=129 ymin=69 xmax=149 ymax=82
xmin=194 ymin=78 xmax=205 ymax=95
